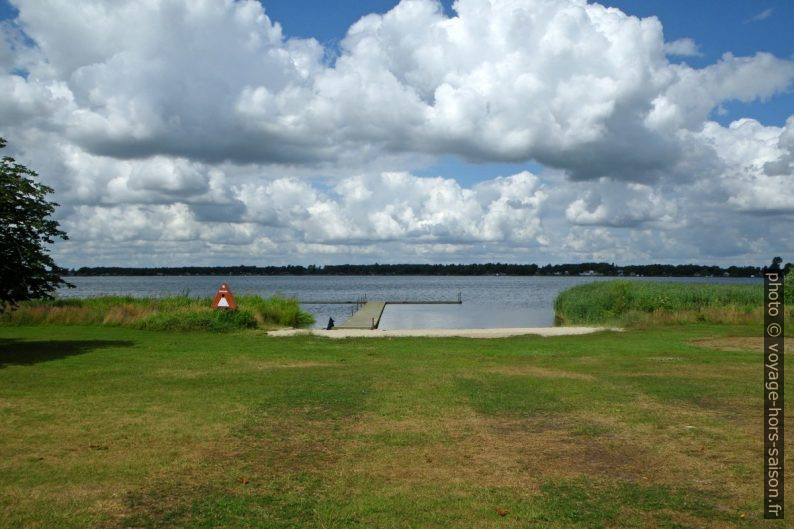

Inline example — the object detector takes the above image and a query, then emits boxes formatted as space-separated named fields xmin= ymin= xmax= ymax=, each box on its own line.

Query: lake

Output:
xmin=56 ymin=275 xmax=760 ymax=329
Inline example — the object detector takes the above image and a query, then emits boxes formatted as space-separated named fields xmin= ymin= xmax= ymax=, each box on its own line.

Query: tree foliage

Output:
xmin=0 ymin=137 xmax=72 ymax=311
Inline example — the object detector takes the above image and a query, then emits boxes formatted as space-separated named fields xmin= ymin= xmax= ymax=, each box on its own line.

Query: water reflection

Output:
xmin=378 ymin=303 xmax=554 ymax=329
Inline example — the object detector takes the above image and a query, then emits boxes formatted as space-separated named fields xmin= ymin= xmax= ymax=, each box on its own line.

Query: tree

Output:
xmin=1 ymin=138 xmax=72 ymax=311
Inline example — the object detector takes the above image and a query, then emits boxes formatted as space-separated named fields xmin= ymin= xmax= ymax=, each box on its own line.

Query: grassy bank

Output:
xmin=0 ymin=294 xmax=315 ymax=331
xmin=553 ymin=279 xmax=788 ymax=326
xmin=0 ymin=323 xmax=785 ymax=528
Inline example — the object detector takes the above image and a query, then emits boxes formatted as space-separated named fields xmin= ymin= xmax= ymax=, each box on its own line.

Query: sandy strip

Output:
xmin=267 ymin=326 xmax=620 ymax=339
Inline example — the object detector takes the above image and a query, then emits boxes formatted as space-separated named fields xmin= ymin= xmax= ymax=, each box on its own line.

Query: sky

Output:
xmin=1 ymin=0 xmax=792 ymax=268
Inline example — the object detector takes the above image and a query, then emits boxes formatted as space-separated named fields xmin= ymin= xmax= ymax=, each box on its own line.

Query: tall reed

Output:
xmin=554 ymin=280 xmax=770 ymax=326
xmin=1 ymin=294 xmax=315 ymax=331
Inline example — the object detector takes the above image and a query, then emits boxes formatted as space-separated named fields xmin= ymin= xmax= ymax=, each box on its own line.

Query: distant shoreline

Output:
xmin=66 ymin=262 xmax=774 ymax=278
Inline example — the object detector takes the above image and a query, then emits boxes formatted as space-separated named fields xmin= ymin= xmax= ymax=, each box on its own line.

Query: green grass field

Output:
xmin=0 ymin=323 xmax=789 ymax=528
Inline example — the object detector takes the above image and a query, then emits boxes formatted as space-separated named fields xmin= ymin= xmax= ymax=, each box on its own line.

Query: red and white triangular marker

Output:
xmin=211 ymin=282 xmax=238 ymax=310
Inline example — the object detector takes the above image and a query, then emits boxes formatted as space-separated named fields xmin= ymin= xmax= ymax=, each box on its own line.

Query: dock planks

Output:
xmin=336 ymin=301 xmax=386 ymax=329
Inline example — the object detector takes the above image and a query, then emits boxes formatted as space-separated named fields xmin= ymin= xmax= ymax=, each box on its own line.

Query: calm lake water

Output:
xmin=56 ymin=275 xmax=760 ymax=329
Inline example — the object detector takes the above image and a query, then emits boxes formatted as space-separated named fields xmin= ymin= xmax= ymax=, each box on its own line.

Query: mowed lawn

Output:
xmin=0 ymin=325 xmax=789 ymax=528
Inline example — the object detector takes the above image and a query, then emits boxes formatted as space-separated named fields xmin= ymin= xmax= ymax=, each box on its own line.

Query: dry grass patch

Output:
xmin=342 ymin=405 xmax=761 ymax=524
xmin=115 ymin=411 xmax=356 ymax=528
xmin=630 ymin=307 xmax=762 ymax=327
xmin=346 ymin=410 xmax=649 ymax=492
xmin=598 ymin=397 xmax=769 ymax=511
xmin=153 ymin=360 xmax=337 ymax=379
xmin=691 ymin=336 xmax=764 ymax=353
xmin=627 ymin=365 xmax=756 ymax=380
xmin=230 ymin=359 xmax=338 ymax=370
xmin=485 ymin=365 xmax=594 ymax=380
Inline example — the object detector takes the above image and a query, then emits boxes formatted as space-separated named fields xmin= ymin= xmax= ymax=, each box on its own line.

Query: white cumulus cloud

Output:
xmin=664 ymin=38 xmax=702 ymax=57
xmin=0 ymin=0 xmax=792 ymax=266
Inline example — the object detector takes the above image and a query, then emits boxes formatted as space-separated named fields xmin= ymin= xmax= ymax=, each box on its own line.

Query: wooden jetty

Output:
xmin=335 ymin=301 xmax=387 ymax=330
xmin=301 ymin=294 xmax=463 ymax=330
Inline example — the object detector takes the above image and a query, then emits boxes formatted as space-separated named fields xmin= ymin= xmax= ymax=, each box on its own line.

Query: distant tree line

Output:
xmin=68 ymin=262 xmax=791 ymax=277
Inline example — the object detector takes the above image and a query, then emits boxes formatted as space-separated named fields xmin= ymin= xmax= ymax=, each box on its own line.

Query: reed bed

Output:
xmin=0 ymin=294 xmax=315 ymax=331
xmin=553 ymin=279 xmax=779 ymax=327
